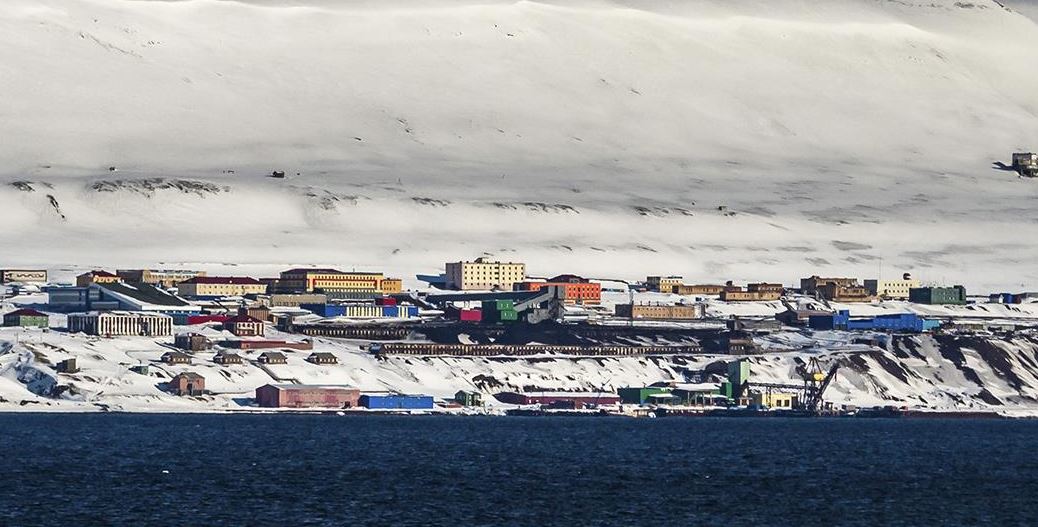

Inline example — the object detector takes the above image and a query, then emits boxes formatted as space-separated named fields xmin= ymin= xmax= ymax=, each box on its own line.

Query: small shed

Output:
xmin=55 ymin=358 xmax=79 ymax=374
xmin=161 ymin=351 xmax=192 ymax=365
xmin=257 ymin=351 xmax=288 ymax=364
xmin=168 ymin=372 xmax=205 ymax=396
xmin=306 ymin=352 xmax=338 ymax=365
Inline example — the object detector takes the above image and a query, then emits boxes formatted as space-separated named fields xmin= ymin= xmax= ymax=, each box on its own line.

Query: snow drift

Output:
xmin=2 ymin=0 xmax=1038 ymax=289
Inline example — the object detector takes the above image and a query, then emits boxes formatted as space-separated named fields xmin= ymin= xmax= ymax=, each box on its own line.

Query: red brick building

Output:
xmin=168 ymin=372 xmax=205 ymax=396
xmin=513 ymin=274 xmax=601 ymax=304
xmin=255 ymin=384 xmax=360 ymax=408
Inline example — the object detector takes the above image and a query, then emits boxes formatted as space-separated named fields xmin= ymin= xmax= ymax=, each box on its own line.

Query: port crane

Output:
xmin=736 ymin=357 xmax=840 ymax=413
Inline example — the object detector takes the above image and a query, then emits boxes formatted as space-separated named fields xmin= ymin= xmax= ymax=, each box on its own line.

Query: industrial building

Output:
xmin=513 ymin=274 xmax=602 ymax=304
xmin=76 ymin=270 xmax=121 ymax=287
xmin=494 ymin=392 xmax=621 ymax=406
xmin=909 ymin=286 xmax=967 ymax=305
xmin=2 ymin=308 xmax=49 ymax=328
xmin=67 ymin=312 xmax=173 ymax=336
xmin=176 ymin=276 xmax=268 ymax=299
xmin=618 ymin=386 xmax=673 ymax=405
xmin=168 ymin=372 xmax=205 ymax=396
xmin=672 ymin=284 xmax=727 ymax=296
xmin=45 ymin=282 xmax=200 ymax=316
xmin=299 ymin=303 xmax=419 ymax=319
xmin=720 ymin=283 xmax=784 ymax=302
xmin=445 ymin=258 xmax=526 ymax=291
xmin=0 ymin=270 xmax=48 ymax=283
xmin=254 ymin=293 xmax=328 ymax=308
xmin=116 ymin=269 xmax=206 ymax=288
xmin=864 ymin=274 xmax=919 ymax=300
xmin=614 ymin=303 xmax=704 ymax=320
xmin=359 ymin=394 xmax=435 ymax=410
xmin=808 ymin=310 xmax=940 ymax=332
xmin=256 ymin=384 xmax=361 ymax=408
xmin=1012 ymin=152 xmax=1038 ymax=177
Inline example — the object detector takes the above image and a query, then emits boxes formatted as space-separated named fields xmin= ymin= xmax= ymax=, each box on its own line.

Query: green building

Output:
xmin=455 ymin=390 xmax=483 ymax=407
xmin=618 ymin=386 xmax=672 ymax=404
xmin=909 ymin=286 xmax=967 ymax=305
xmin=2 ymin=308 xmax=49 ymax=328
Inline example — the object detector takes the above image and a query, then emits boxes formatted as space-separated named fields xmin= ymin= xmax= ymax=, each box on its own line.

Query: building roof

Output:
xmin=97 ymin=282 xmax=191 ymax=307
xmin=259 ymin=351 xmax=287 ymax=358
xmin=70 ymin=311 xmax=172 ymax=319
xmin=81 ymin=270 xmax=119 ymax=278
xmin=281 ymin=268 xmax=345 ymax=275
xmin=308 ymin=352 xmax=337 ymax=359
xmin=262 ymin=384 xmax=358 ymax=391
xmin=4 ymin=308 xmax=47 ymax=318
xmin=172 ymin=372 xmax=204 ymax=380
xmin=547 ymin=274 xmax=589 ymax=283
xmin=225 ymin=314 xmax=263 ymax=324
xmin=162 ymin=351 xmax=192 ymax=358
xmin=181 ymin=276 xmax=262 ymax=285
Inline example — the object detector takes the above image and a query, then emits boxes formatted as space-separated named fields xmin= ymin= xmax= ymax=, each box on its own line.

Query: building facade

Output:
xmin=169 ymin=372 xmax=205 ymax=396
xmin=256 ymin=384 xmax=361 ymax=408
xmin=672 ymin=284 xmax=726 ymax=296
xmin=277 ymin=268 xmax=401 ymax=296
xmin=445 ymin=258 xmax=526 ymax=291
xmin=909 ymin=286 xmax=968 ymax=305
xmin=224 ymin=315 xmax=265 ymax=337
xmin=359 ymin=394 xmax=435 ymax=410
xmin=176 ymin=277 xmax=268 ymax=298
xmin=864 ymin=274 xmax=919 ymax=300
xmin=67 ymin=312 xmax=173 ymax=336
xmin=720 ymin=283 xmax=784 ymax=302
xmin=646 ymin=276 xmax=684 ymax=293
xmin=116 ymin=269 xmax=206 ymax=288
xmin=2 ymin=308 xmax=49 ymax=327
xmin=801 ymin=276 xmax=872 ymax=302
xmin=513 ymin=275 xmax=602 ymax=304
xmin=614 ymin=303 xmax=704 ymax=320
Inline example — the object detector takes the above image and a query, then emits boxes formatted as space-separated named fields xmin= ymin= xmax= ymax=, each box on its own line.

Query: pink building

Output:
xmin=255 ymin=384 xmax=360 ymax=408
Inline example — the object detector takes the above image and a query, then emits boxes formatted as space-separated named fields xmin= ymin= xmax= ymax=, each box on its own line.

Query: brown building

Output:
xmin=168 ymin=372 xmax=205 ymax=396
xmin=213 ymin=352 xmax=244 ymax=365
xmin=161 ymin=351 xmax=192 ymax=365
xmin=720 ymin=283 xmax=784 ymax=302
xmin=672 ymin=284 xmax=727 ymax=296
xmin=306 ymin=352 xmax=338 ymax=365
xmin=174 ymin=333 xmax=211 ymax=352
xmin=801 ymin=276 xmax=872 ymax=302
xmin=257 ymin=351 xmax=288 ymax=364
xmin=224 ymin=315 xmax=265 ymax=337
xmin=514 ymin=275 xmax=602 ymax=304
xmin=116 ymin=269 xmax=206 ymax=288
xmin=615 ymin=303 xmax=704 ymax=320
xmin=256 ymin=294 xmax=328 ymax=308
xmin=255 ymin=384 xmax=361 ymax=408
xmin=76 ymin=270 xmax=121 ymax=287
xmin=241 ymin=305 xmax=272 ymax=322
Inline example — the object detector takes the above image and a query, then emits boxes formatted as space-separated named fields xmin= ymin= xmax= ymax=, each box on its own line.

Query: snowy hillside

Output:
xmin=2 ymin=0 xmax=1038 ymax=289
xmin=2 ymin=323 xmax=1038 ymax=415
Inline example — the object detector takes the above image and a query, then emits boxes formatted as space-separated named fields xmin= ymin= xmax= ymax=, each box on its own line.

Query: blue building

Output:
xmin=809 ymin=310 xmax=939 ymax=332
xmin=299 ymin=303 xmax=347 ymax=317
xmin=359 ymin=394 xmax=434 ymax=410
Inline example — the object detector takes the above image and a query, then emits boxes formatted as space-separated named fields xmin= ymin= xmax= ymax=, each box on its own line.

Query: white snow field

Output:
xmin=2 ymin=0 xmax=1038 ymax=289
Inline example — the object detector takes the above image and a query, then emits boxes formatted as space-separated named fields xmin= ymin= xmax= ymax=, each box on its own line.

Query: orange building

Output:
xmin=514 ymin=274 xmax=601 ymax=304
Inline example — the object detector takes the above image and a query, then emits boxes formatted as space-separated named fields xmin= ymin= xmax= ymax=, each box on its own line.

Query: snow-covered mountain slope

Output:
xmin=2 ymin=325 xmax=1038 ymax=414
xmin=2 ymin=0 xmax=1038 ymax=289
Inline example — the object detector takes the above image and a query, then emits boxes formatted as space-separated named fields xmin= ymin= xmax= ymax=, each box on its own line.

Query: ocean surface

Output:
xmin=2 ymin=414 xmax=1036 ymax=526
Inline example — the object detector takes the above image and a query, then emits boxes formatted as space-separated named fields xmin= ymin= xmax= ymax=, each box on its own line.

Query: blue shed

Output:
xmin=360 ymin=394 xmax=434 ymax=410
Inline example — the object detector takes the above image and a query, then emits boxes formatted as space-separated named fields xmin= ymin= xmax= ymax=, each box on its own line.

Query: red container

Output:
xmin=375 ymin=297 xmax=398 ymax=306
xmin=459 ymin=309 xmax=482 ymax=322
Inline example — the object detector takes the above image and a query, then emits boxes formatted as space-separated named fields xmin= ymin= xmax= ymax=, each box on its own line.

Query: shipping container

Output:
xmin=459 ymin=309 xmax=482 ymax=322
xmin=482 ymin=299 xmax=515 ymax=311
xmin=375 ymin=297 xmax=398 ymax=306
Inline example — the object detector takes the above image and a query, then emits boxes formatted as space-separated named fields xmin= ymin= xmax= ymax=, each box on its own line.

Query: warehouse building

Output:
xmin=45 ymin=282 xmax=200 ymax=316
xmin=808 ymin=310 xmax=940 ymax=332
xmin=256 ymin=384 xmax=361 ymax=408
xmin=494 ymin=391 xmax=621 ymax=406
xmin=67 ymin=312 xmax=173 ymax=336
xmin=445 ymin=258 xmax=526 ymax=291
xmin=618 ymin=386 xmax=673 ymax=405
xmin=2 ymin=308 xmax=49 ymax=328
xmin=176 ymin=276 xmax=268 ymax=299
xmin=909 ymin=286 xmax=968 ymax=305
xmin=359 ymin=394 xmax=434 ymax=410
xmin=672 ymin=284 xmax=727 ymax=296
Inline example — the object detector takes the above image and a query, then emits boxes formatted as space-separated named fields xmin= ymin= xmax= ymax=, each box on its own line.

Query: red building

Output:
xmin=255 ymin=384 xmax=360 ymax=408
xmin=168 ymin=372 xmax=205 ymax=396
xmin=223 ymin=314 xmax=265 ymax=337
xmin=494 ymin=391 xmax=620 ymax=406
xmin=513 ymin=274 xmax=601 ymax=304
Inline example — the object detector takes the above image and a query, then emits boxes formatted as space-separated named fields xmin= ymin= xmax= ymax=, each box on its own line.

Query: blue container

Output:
xmin=300 ymin=304 xmax=346 ymax=317
xmin=359 ymin=394 xmax=434 ymax=410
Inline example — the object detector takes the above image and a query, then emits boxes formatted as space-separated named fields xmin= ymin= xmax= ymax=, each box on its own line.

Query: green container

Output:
xmin=497 ymin=310 xmax=518 ymax=321
xmin=483 ymin=300 xmax=515 ymax=311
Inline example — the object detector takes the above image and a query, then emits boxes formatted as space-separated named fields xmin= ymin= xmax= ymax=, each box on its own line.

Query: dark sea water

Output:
xmin=2 ymin=414 xmax=1036 ymax=526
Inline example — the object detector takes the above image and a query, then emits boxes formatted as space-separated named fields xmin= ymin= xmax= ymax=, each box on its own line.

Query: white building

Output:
xmin=445 ymin=257 xmax=526 ymax=291
xmin=864 ymin=274 xmax=920 ymax=300
xmin=67 ymin=312 xmax=173 ymax=336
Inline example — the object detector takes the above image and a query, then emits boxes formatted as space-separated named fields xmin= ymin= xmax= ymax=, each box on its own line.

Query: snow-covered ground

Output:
xmin=2 ymin=0 xmax=1038 ymax=290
